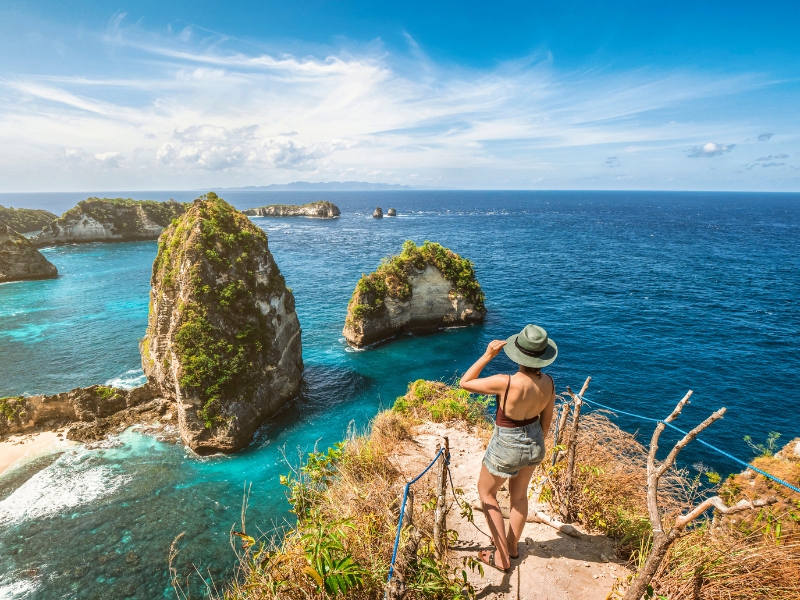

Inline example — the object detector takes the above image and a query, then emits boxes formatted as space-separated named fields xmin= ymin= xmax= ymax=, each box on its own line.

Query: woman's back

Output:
xmin=500 ymin=372 xmax=554 ymax=422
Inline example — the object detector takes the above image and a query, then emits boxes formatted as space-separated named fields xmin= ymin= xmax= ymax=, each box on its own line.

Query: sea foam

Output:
xmin=0 ymin=451 xmax=129 ymax=525
xmin=105 ymin=368 xmax=147 ymax=389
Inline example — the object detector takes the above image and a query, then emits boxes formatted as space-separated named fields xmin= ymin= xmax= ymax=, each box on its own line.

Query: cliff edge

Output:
xmin=31 ymin=198 xmax=187 ymax=247
xmin=0 ymin=225 xmax=58 ymax=282
xmin=141 ymin=192 xmax=303 ymax=454
xmin=342 ymin=240 xmax=486 ymax=347
xmin=243 ymin=201 xmax=340 ymax=218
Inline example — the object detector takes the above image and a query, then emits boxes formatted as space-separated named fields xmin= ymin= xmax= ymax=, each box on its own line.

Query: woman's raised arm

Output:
xmin=460 ymin=340 xmax=509 ymax=395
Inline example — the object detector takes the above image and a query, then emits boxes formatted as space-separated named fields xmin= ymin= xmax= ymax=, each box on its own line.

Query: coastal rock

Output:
xmin=387 ymin=208 xmax=397 ymax=217
xmin=141 ymin=192 xmax=303 ymax=455
xmin=0 ymin=225 xmax=58 ymax=282
xmin=0 ymin=205 xmax=58 ymax=233
xmin=0 ymin=384 xmax=157 ymax=437
xmin=343 ymin=240 xmax=486 ymax=348
xmin=31 ymin=198 xmax=187 ymax=247
xmin=243 ymin=200 xmax=340 ymax=218
xmin=373 ymin=207 xmax=383 ymax=218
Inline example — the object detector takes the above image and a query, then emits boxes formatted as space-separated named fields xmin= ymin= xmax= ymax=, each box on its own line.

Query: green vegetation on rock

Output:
xmin=150 ymin=192 xmax=289 ymax=428
xmin=48 ymin=197 xmax=186 ymax=236
xmin=393 ymin=379 xmax=491 ymax=427
xmin=347 ymin=240 xmax=485 ymax=324
xmin=0 ymin=206 xmax=57 ymax=233
xmin=0 ymin=396 xmax=27 ymax=422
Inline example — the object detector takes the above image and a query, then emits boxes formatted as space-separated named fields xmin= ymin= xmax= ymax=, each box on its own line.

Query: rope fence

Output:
xmin=576 ymin=393 xmax=800 ymax=496
xmin=386 ymin=446 xmax=446 ymax=585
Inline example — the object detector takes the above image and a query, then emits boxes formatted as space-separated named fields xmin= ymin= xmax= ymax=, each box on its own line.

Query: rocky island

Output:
xmin=0 ymin=225 xmax=58 ymax=282
xmin=373 ymin=207 xmax=383 ymax=218
xmin=243 ymin=200 xmax=340 ymax=218
xmin=0 ymin=205 xmax=58 ymax=233
xmin=343 ymin=240 xmax=486 ymax=347
xmin=141 ymin=192 xmax=303 ymax=454
xmin=31 ymin=198 xmax=187 ymax=247
xmin=387 ymin=207 xmax=397 ymax=216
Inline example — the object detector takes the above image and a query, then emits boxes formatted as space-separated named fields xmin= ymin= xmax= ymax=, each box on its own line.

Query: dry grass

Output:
xmin=197 ymin=381 xmax=799 ymax=600
xmin=216 ymin=380 xmax=494 ymax=600
xmin=651 ymin=527 xmax=800 ymax=600
xmin=541 ymin=404 xmax=800 ymax=599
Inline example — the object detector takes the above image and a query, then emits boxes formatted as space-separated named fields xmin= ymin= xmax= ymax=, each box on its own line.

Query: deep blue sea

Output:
xmin=0 ymin=191 xmax=798 ymax=599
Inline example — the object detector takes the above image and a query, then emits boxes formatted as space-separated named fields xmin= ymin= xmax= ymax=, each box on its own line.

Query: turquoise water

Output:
xmin=0 ymin=191 xmax=799 ymax=598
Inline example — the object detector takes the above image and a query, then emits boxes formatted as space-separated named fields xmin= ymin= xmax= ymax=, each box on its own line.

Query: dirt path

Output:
xmin=393 ymin=422 xmax=630 ymax=600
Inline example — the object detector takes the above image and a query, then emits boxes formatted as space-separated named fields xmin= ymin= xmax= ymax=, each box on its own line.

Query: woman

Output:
xmin=460 ymin=324 xmax=557 ymax=571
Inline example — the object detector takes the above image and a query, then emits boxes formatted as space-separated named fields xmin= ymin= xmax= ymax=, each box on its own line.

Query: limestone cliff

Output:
xmin=0 ymin=205 xmax=58 ymax=233
xmin=141 ymin=192 xmax=303 ymax=454
xmin=0 ymin=225 xmax=58 ymax=282
xmin=343 ymin=240 xmax=486 ymax=348
xmin=243 ymin=201 xmax=340 ymax=218
xmin=31 ymin=198 xmax=186 ymax=247
xmin=0 ymin=384 xmax=160 ymax=439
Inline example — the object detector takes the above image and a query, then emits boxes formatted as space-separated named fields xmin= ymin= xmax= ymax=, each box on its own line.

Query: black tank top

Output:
xmin=495 ymin=374 xmax=551 ymax=428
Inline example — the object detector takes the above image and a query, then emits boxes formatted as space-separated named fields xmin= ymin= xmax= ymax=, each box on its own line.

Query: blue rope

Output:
xmin=387 ymin=447 xmax=446 ymax=584
xmin=576 ymin=394 xmax=800 ymax=496
xmin=551 ymin=401 xmax=566 ymax=466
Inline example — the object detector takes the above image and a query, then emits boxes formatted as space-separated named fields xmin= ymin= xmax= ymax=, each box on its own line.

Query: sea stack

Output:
xmin=373 ymin=207 xmax=383 ymax=218
xmin=0 ymin=225 xmax=58 ymax=282
xmin=343 ymin=240 xmax=486 ymax=348
xmin=243 ymin=201 xmax=340 ymax=218
xmin=141 ymin=192 xmax=303 ymax=454
xmin=387 ymin=208 xmax=397 ymax=217
xmin=31 ymin=198 xmax=186 ymax=247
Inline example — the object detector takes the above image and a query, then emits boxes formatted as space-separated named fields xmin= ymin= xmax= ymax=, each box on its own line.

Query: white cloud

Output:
xmin=687 ymin=142 xmax=735 ymax=158
xmin=0 ymin=16 xmax=796 ymax=190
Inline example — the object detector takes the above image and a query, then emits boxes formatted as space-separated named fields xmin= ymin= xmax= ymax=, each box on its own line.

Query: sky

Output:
xmin=1 ymin=0 xmax=799 ymax=191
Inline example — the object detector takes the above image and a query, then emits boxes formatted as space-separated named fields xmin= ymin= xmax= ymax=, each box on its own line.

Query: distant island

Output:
xmin=243 ymin=200 xmax=340 ymax=218
xmin=215 ymin=181 xmax=442 ymax=191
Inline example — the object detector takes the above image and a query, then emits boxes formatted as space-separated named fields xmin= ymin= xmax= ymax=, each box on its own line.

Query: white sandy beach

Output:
xmin=0 ymin=431 xmax=73 ymax=477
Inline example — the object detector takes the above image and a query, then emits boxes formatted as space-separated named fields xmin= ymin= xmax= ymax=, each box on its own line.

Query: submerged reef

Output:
xmin=0 ymin=225 xmax=58 ymax=282
xmin=141 ymin=192 xmax=303 ymax=455
xmin=243 ymin=201 xmax=340 ymax=218
xmin=343 ymin=240 xmax=486 ymax=347
xmin=31 ymin=198 xmax=187 ymax=247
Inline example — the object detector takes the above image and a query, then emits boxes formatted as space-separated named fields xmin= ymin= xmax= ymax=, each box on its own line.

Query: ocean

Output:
xmin=0 ymin=190 xmax=798 ymax=599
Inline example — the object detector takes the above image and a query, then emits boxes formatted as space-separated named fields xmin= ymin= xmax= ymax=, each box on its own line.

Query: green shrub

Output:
xmin=393 ymin=379 xmax=491 ymax=427
xmin=0 ymin=396 xmax=27 ymax=422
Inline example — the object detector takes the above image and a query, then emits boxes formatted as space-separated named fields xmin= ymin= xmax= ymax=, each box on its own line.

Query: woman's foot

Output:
xmin=477 ymin=548 xmax=510 ymax=571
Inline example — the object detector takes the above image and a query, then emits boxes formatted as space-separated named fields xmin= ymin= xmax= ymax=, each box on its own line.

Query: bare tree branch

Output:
xmin=655 ymin=408 xmax=726 ymax=479
xmin=674 ymin=495 xmax=777 ymax=529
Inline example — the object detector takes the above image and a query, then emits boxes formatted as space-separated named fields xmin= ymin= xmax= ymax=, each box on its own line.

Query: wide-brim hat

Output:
xmin=503 ymin=324 xmax=558 ymax=368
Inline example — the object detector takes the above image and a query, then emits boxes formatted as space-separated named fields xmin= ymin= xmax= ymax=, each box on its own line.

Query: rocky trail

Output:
xmin=392 ymin=423 xmax=630 ymax=600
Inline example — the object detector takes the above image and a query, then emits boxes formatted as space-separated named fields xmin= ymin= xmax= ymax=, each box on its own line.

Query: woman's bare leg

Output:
xmin=477 ymin=464 xmax=510 ymax=569
xmin=506 ymin=464 xmax=537 ymax=557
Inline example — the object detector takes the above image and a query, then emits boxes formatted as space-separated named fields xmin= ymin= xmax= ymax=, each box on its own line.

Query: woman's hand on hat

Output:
xmin=484 ymin=340 xmax=507 ymax=359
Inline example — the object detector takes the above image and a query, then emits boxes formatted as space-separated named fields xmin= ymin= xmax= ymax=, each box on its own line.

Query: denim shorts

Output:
xmin=483 ymin=421 xmax=545 ymax=478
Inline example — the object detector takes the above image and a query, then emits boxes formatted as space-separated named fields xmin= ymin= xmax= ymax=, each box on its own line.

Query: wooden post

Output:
xmin=562 ymin=377 xmax=590 ymax=522
xmin=433 ymin=436 xmax=449 ymax=561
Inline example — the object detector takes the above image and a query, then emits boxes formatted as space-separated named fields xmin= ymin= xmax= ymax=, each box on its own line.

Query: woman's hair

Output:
xmin=521 ymin=365 xmax=541 ymax=377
